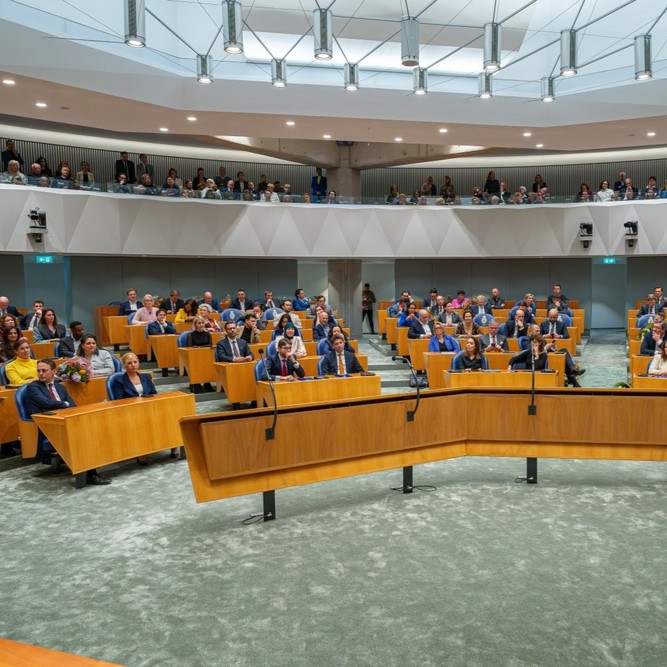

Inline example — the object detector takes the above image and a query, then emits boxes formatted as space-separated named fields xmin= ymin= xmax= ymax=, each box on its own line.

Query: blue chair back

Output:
xmin=127 ymin=313 xmax=136 ymax=324
xmin=497 ymin=323 xmax=507 ymax=336
xmin=636 ymin=314 xmax=653 ymax=329
xmin=14 ymin=384 xmax=32 ymax=421
xmin=0 ymin=359 xmax=14 ymax=385
xmin=316 ymin=339 xmax=331 ymax=355
xmin=254 ymin=359 xmax=268 ymax=382
xmin=106 ymin=372 xmax=125 ymax=400
xmin=473 ymin=313 xmax=491 ymax=326
xmin=220 ymin=308 xmax=244 ymax=322
xmin=264 ymin=308 xmax=281 ymax=322
xmin=177 ymin=331 xmax=191 ymax=348
xmin=111 ymin=355 xmax=122 ymax=372
xmin=265 ymin=340 xmax=276 ymax=357
xmin=317 ymin=356 xmax=327 ymax=375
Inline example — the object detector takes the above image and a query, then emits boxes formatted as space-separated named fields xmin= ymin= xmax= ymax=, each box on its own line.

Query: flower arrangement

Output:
xmin=56 ymin=356 xmax=93 ymax=384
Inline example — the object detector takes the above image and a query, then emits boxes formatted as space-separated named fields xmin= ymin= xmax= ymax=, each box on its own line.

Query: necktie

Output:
xmin=171 ymin=302 xmax=176 ymax=314
xmin=48 ymin=383 xmax=58 ymax=400
xmin=491 ymin=336 xmax=496 ymax=347
xmin=337 ymin=354 xmax=345 ymax=375
xmin=160 ymin=324 xmax=165 ymax=333
xmin=231 ymin=339 xmax=240 ymax=358
xmin=550 ymin=323 xmax=556 ymax=335
xmin=650 ymin=307 xmax=654 ymax=315
xmin=281 ymin=360 xmax=288 ymax=377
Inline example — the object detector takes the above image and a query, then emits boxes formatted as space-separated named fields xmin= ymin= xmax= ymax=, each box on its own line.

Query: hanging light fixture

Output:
xmin=223 ymin=1 xmax=243 ymax=54
xmin=483 ymin=23 xmax=501 ymax=72
xmin=314 ymin=9 xmax=333 ymax=61
xmin=634 ymin=34 xmax=652 ymax=80
xmin=197 ymin=55 xmax=213 ymax=84
xmin=401 ymin=17 xmax=420 ymax=67
xmin=344 ymin=63 xmax=359 ymax=91
xmin=478 ymin=72 xmax=492 ymax=98
xmin=560 ymin=29 xmax=577 ymax=76
xmin=413 ymin=68 xmax=428 ymax=95
xmin=541 ymin=77 xmax=555 ymax=102
xmin=272 ymin=59 xmax=287 ymax=87
xmin=124 ymin=0 xmax=145 ymax=48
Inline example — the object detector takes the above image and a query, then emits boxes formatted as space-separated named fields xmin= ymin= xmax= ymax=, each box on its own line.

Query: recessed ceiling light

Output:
xmin=35 ymin=102 xmax=47 ymax=108
xmin=523 ymin=132 xmax=532 ymax=137
xmin=536 ymin=143 xmax=544 ymax=148
xmin=159 ymin=127 xmax=169 ymax=132
xmin=647 ymin=132 xmax=656 ymax=137
xmin=286 ymin=121 xmax=295 ymax=126
xmin=323 ymin=134 xmax=331 ymax=139
xmin=2 ymin=79 xmax=15 ymax=85
xmin=395 ymin=137 xmax=403 ymax=142
xmin=439 ymin=128 xmax=448 ymax=133
xmin=187 ymin=116 xmax=197 ymax=121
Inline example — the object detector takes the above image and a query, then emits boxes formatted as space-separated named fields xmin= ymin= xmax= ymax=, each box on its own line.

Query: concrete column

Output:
xmin=328 ymin=259 xmax=362 ymax=338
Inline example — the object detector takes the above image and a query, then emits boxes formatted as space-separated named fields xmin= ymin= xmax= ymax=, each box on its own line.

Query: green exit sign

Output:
xmin=601 ymin=257 xmax=617 ymax=264
xmin=35 ymin=255 xmax=53 ymax=264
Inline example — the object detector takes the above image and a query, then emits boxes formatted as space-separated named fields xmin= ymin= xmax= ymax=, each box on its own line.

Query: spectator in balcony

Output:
xmin=166 ymin=168 xmax=183 ymax=188
xmin=263 ymin=183 xmax=279 ymax=202
xmin=115 ymin=151 xmax=136 ymax=183
xmin=409 ymin=189 xmax=420 ymax=205
xmin=2 ymin=139 xmax=24 ymax=171
xmin=181 ymin=179 xmax=195 ymax=197
xmin=642 ymin=176 xmax=659 ymax=199
xmin=532 ymin=174 xmax=546 ymax=193
xmin=499 ymin=182 xmax=511 ymax=204
xmin=114 ymin=173 xmax=133 ymax=194
xmin=421 ymin=176 xmax=436 ymax=196
xmin=76 ymin=161 xmax=95 ymax=187
xmin=1 ymin=160 xmax=27 ymax=185
xmin=201 ymin=179 xmax=221 ymax=200
xmin=55 ymin=159 xmax=70 ymax=178
xmin=257 ymin=174 xmax=268 ymax=192
xmin=660 ymin=178 xmax=667 ymax=199
xmin=387 ymin=184 xmax=399 ymax=204
xmin=27 ymin=163 xmax=43 ymax=186
xmin=577 ymin=182 xmax=594 ymax=202
xmin=484 ymin=171 xmax=500 ymax=198
xmin=160 ymin=175 xmax=180 ymax=197
xmin=613 ymin=171 xmax=627 ymax=193
xmin=213 ymin=166 xmax=227 ymax=188
xmin=137 ymin=153 xmax=154 ymax=181
xmin=596 ymin=180 xmax=615 ymax=202
xmin=51 ymin=164 xmax=76 ymax=189
xmin=311 ymin=167 xmax=327 ymax=202
xmin=192 ymin=167 xmax=207 ymax=191
xmin=36 ymin=156 xmax=53 ymax=177
xmin=439 ymin=176 xmax=454 ymax=197
xmin=221 ymin=179 xmax=238 ymax=200
xmin=135 ymin=173 xmax=159 ymax=196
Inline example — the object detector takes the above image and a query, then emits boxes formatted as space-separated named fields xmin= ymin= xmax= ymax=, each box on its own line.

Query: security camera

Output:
xmin=27 ymin=207 xmax=47 ymax=243
xmin=624 ymin=221 xmax=638 ymax=247
xmin=579 ymin=223 xmax=593 ymax=248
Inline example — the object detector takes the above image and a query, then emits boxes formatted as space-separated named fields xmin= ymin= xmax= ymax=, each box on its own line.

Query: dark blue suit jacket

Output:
xmin=119 ymin=300 xmax=141 ymax=316
xmin=265 ymin=354 xmax=305 ymax=380
xmin=26 ymin=380 xmax=75 ymax=415
xmin=110 ymin=372 xmax=157 ymax=400
xmin=321 ymin=350 xmax=363 ymax=375
xmin=215 ymin=337 xmax=253 ymax=362
xmin=539 ymin=321 xmax=569 ymax=338
xmin=313 ymin=324 xmax=332 ymax=341
xmin=1 ymin=305 xmax=20 ymax=317
xmin=197 ymin=299 xmax=220 ymax=312
xmin=147 ymin=320 xmax=176 ymax=335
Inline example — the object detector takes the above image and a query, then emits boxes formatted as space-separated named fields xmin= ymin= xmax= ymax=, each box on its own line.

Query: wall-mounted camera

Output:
xmin=27 ymin=207 xmax=47 ymax=243
xmin=624 ymin=220 xmax=638 ymax=248
xmin=579 ymin=223 xmax=593 ymax=248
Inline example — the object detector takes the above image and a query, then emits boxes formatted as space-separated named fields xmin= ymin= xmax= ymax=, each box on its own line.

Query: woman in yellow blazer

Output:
xmin=175 ymin=298 xmax=199 ymax=324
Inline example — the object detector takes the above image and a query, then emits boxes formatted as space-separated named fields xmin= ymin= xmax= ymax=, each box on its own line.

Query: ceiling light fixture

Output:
xmin=523 ymin=132 xmax=532 ymax=137
xmin=536 ymin=143 xmax=544 ymax=148
xmin=286 ymin=121 xmax=295 ymax=126
xmin=439 ymin=128 xmax=448 ymax=133
xmin=314 ymin=9 xmax=333 ymax=61
xmin=541 ymin=76 xmax=555 ymax=102
xmin=187 ymin=116 xmax=197 ymax=121
xmin=395 ymin=137 xmax=403 ymax=142
xmin=478 ymin=73 xmax=492 ymax=99
xmin=223 ymin=1 xmax=243 ymax=54
xmin=344 ymin=63 xmax=359 ymax=91
xmin=2 ymin=79 xmax=15 ymax=85
xmin=483 ymin=23 xmax=501 ymax=72
xmin=35 ymin=102 xmax=47 ymax=108
xmin=124 ymin=0 xmax=146 ymax=48
xmin=159 ymin=127 xmax=168 ymax=132
xmin=196 ymin=55 xmax=213 ymax=84
xmin=401 ymin=17 xmax=420 ymax=67
xmin=272 ymin=59 xmax=287 ymax=87
xmin=413 ymin=68 xmax=427 ymax=95
xmin=634 ymin=34 xmax=652 ymax=80
xmin=560 ymin=29 xmax=577 ymax=77
xmin=647 ymin=132 xmax=656 ymax=137
xmin=323 ymin=134 xmax=331 ymax=139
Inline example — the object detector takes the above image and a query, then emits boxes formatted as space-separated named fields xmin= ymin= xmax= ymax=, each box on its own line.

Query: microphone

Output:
xmin=393 ymin=356 xmax=420 ymax=422
xmin=258 ymin=348 xmax=278 ymax=440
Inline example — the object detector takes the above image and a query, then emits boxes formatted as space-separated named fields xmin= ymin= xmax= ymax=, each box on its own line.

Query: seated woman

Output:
xmin=273 ymin=313 xmax=293 ymax=339
xmin=131 ymin=294 xmax=158 ymax=325
xmin=508 ymin=334 xmax=548 ymax=371
xmin=386 ymin=184 xmax=399 ymax=204
xmin=275 ymin=322 xmax=306 ymax=358
xmin=109 ymin=353 xmax=178 ymax=462
xmin=5 ymin=338 xmax=38 ymax=385
xmin=0 ymin=326 xmax=21 ymax=362
xmin=198 ymin=303 xmax=221 ymax=332
xmin=454 ymin=310 xmax=481 ymax=338
xmin=648 ymin=345 xmax=667 ymax=376
xmin=409 ymin=189 xmax=420 ymax=205
xmin=1 ymin=160 xmax=27 ymax=185
xmin=429 ymin=322 xmax=460 ymax=352
xmin=33 ymin=308 xmax=67 ymax=342
xmin=458 ymin=337 xmax=485 ymax=370
xmin=577 ymin=182 xmax=594 ymax=202
xmin=596 ymin=180 xmax=615 ymax=202
xmin=175 ymin=298 xmax=199 ymax=324
xmin=79 ymin=334 xmax=116 ymax=375
xmin=398 ymin=302 xmax=419 ymax=327
xmin=2 ymin=313 xmax=21 ymax=331
xmin=76 ymin=161 xmax=95 ymax=187
xmin=183 ymin=318 xmax=213 ymax=393
xmin=181 ymin=179 xmax=195 ymax=197
xmin=318 ymin=324 xmax=354 ymax=355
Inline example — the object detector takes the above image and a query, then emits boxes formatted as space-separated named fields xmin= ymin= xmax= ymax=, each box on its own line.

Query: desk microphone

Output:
xmin=258 ymin=348 xmax=277 ymax=440
xmin=392 ymin=355 xmax=420 ymax=422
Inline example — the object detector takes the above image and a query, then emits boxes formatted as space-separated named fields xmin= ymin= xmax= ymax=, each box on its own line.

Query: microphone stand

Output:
xmin=258 ymin=349 xmax=277 ymax=440
xmin=528 ymin=340 xmax=537 ymax=416
xmin=392 ymin=355 xmax=420 ymax=422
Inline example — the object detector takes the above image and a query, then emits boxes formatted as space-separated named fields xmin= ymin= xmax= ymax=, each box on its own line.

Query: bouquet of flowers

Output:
xmin=56 ymin=356 xmax=93 ymax=384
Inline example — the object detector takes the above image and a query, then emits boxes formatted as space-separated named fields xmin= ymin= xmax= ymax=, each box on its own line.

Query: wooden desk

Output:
xmin=629 ymin=340 xmax=642 ymax=356
xmin=631 ymin=375 xmax=667 ymax=389
xmin=257 ymin=374 xmax=381 ymax=407
xmin=0 ymin=638 xmax=124 ymax=666
xmin=178 ymin=346 xmax=217 ymax=385
xmin=397 ymin=327 xmax=409 ymax=356
xmin=0 ymin=387 xmax=19 ymax=444
xmin=64 ymin=376 xmax=109 ymax=406
xmin=378 ymin=309 xmax=388 ymax=336
xmin=149 ymin=334 xmax=180 ymax=369
xmin=180 ymin=388 xmax=667 ymax=508
xmin=22 ymin=329 xmax=35 ymax=343
xmin=94 ymin=305 xmax=120 ymax=347
xmin=104 ymin=316 xmax=130 ymax=346
xmin=214 ymin=361 xmax=256 ymax=405
xmin=444 ymin=370 xmax=559 ymax=388
xmin=407 ymin=339 xmax=430 ymax=371
xmin=630 ymin=355 xmax=652 ymax=376
xmin=507 ymin=337 xmax=576 ymax=355
xmin=33 ymin=391 xmax=195 ymax=485
xmin=386 ymin=318 xmax=398 ymax=345
xmin=124 ymin=324 xmax=150 ymax=356
xmin=31 ymin=340 xmax=57 ymax=358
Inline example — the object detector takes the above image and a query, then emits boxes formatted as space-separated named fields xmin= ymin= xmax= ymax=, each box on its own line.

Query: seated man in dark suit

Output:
xmin=470 ymin=295 xmax=492 ymax=317
xmin=321 ymin=334 xmax=364 ymax=375
xmin=264 ymin=338 xmax=305 ymax=381
xmin=408 ymin=309 xmax=434 ymax=339
xmin=147 ymin=309 xmax=176 ymax=335
xmin=438 ymin=300 xmax=463 ymax=326
xmin=480 ymin=319 xmax=508 ymax=352
xmin=637 ymin=293 xmax=663 ymax=320
xmin=198 ymin=291 xmax=221 ymax=312
xmin=26 ymin=358 xmax=111 ymax=485
xmin=539 ymin=308 xmax=569 ymax=339
xmin=313 ymin=312 xmax=334 ymax=341
xmin=216 ymin=321 xmax=254 ymax=362
xmin=524 ymin=324 xmax=584 ymax=387
xmin=119 ymin=288 xmax=141 ymax=317
xmin=163 ymin=290 xmax=184 ymax=315
xmin=546 ymin=284 xmax=568 ymax=308
xmin=488 ymin=288 xmax=505 ymax=309
xmin=58 ymin=321 xmax=86 ymax=358
xmin=230 ymin=289 xmax=252 ymax=313
xmin=0 ymin=295 xmax=20 ymax=318
xmin=640 ymin=319 xmax=666 ymax=356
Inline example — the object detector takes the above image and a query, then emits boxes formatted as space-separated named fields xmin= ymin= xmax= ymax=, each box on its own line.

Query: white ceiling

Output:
xmin=1 ymin=0 xmax=666 ymax=163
